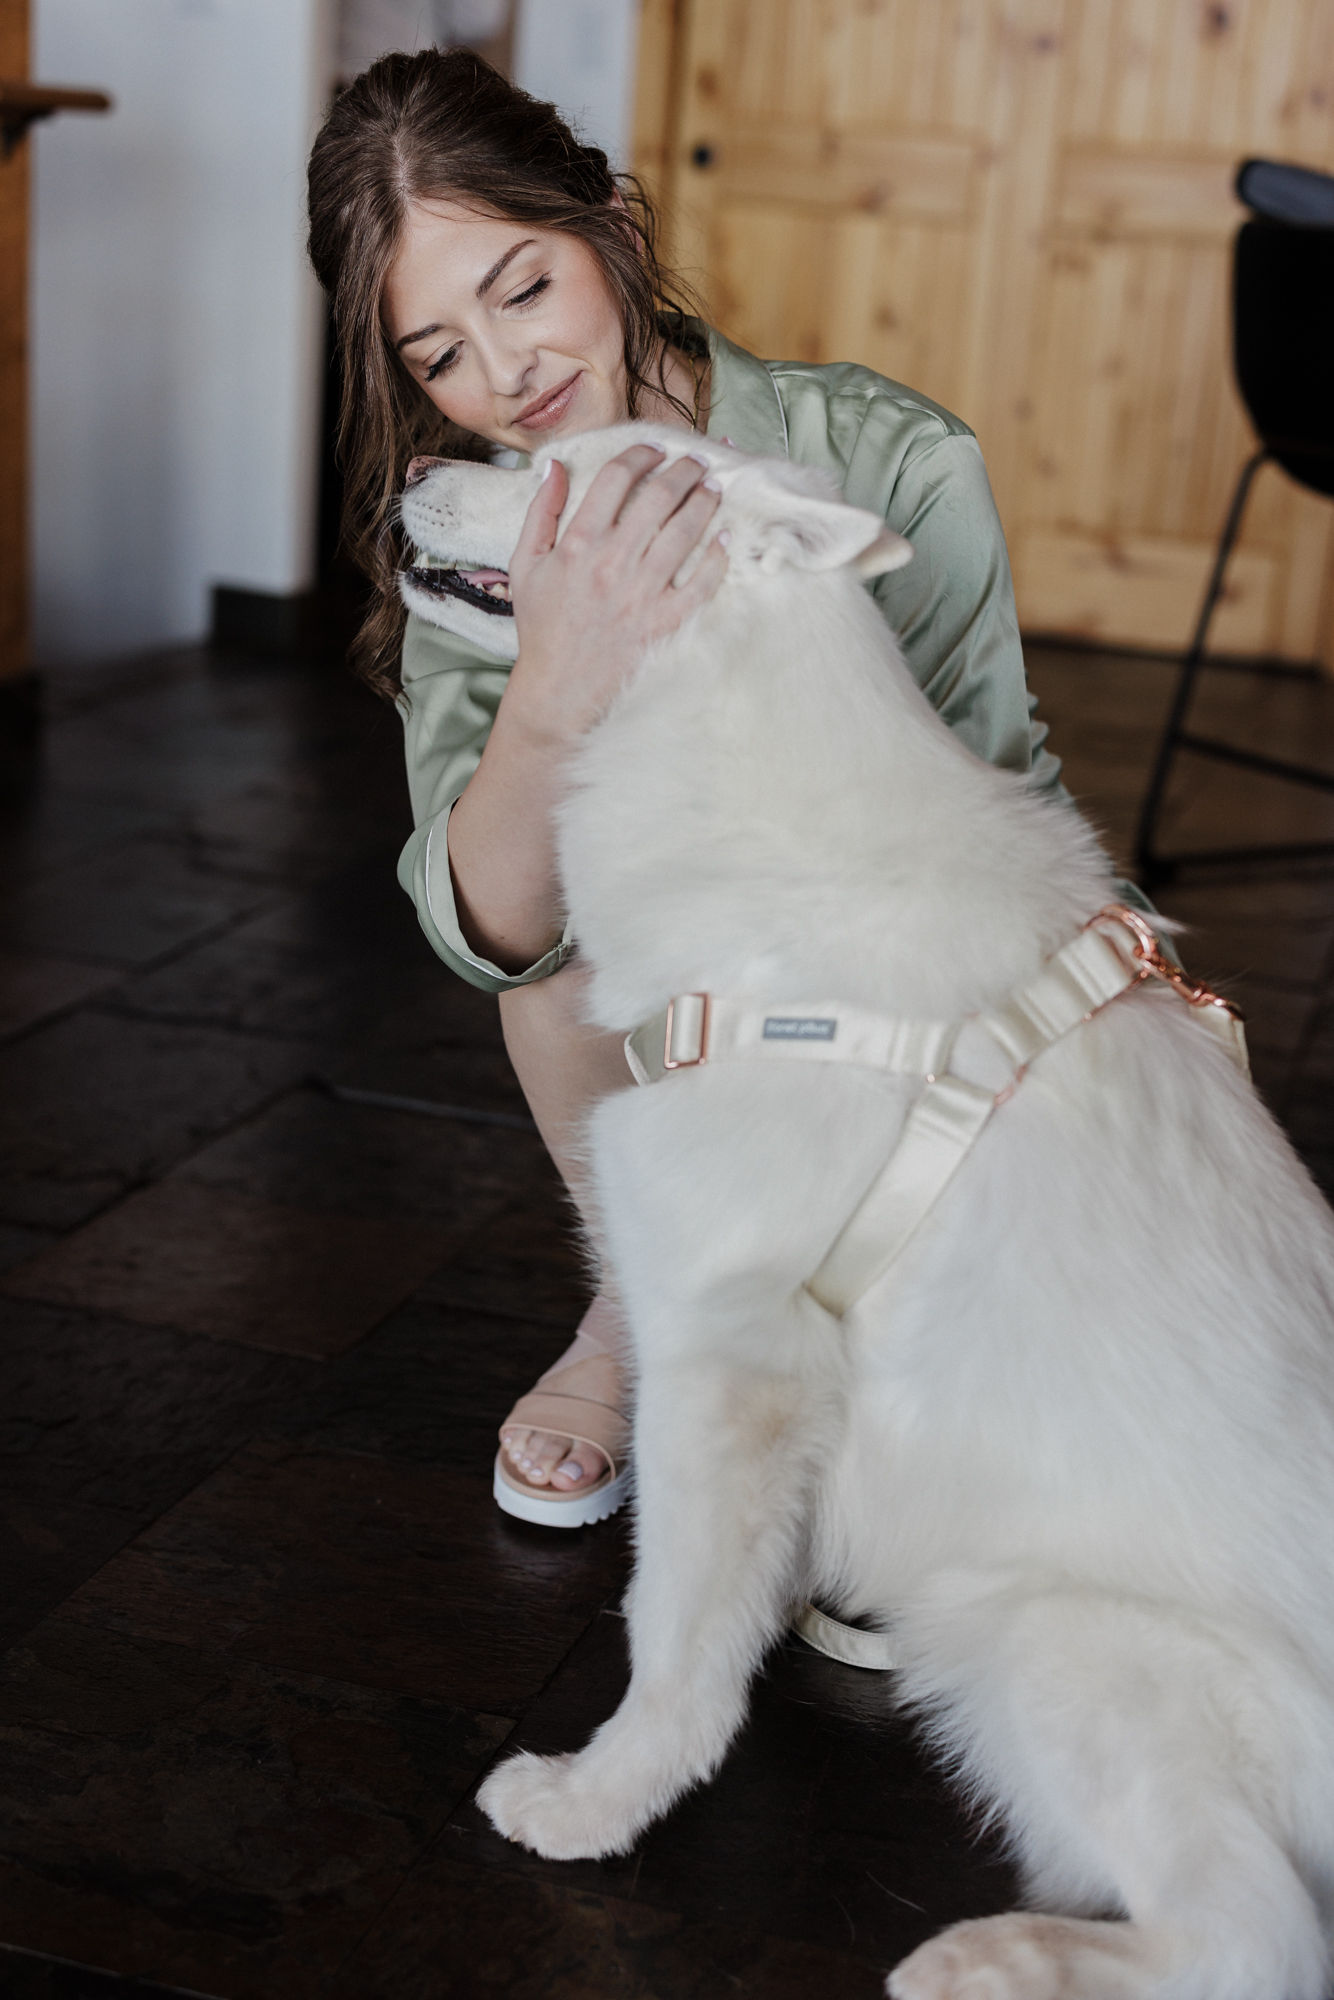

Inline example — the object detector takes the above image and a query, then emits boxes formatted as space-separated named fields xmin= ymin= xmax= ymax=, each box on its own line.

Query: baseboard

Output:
xmin=0 ymin=671 xmax=42 ymax=743
xmin=211 ymin=584 xmax=315 ymax=655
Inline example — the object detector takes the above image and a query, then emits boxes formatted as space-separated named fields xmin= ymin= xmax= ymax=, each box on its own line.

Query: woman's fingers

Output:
xmin=514 ymin=457 xmax=569 ymax=568
xmin=563 ymin=442 xmax=668 ymax=543
xmin=638 ymin=477 xmax=723 ymax=589
xmin=615 ymin=452 xmax=719 ymax=561
xmin=513 ymin=442 xmax=724 ymax=660
xmin=670 ymin=530 xmax=731 ymax=618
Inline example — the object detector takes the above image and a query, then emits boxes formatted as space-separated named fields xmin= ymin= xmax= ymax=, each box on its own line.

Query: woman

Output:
xmin=306 ymin=46 xmax=1104 ymax=1528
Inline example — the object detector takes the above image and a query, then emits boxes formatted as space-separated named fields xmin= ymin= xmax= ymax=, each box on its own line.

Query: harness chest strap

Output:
xmin=623 ymin=907 xmax=1248 ymax=1321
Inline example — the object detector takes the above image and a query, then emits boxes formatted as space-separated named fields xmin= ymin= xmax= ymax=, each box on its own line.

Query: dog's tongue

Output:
xmin=459 ymin=569 xmax=509 ymax=591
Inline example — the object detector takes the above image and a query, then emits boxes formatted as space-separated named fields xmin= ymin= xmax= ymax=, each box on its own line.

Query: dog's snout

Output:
xmin=405 ymin=456 xmax=445 ymax=488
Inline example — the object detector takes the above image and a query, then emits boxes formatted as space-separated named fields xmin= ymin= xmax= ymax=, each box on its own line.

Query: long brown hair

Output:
xmin=307 ymin=47 xmax=703 ymax=700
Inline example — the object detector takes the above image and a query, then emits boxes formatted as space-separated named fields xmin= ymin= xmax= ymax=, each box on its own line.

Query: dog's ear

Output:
xmin=749 ymin=493 xmax=912 ymax=578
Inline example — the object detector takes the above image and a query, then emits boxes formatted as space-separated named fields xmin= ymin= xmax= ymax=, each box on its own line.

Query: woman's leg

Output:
xmin=497 ymin=963 xmax=633 ymax=1493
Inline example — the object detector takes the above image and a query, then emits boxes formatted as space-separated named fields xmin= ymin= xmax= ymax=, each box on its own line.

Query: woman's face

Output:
xmin=382 ymin=199 xmax=630 ymax=450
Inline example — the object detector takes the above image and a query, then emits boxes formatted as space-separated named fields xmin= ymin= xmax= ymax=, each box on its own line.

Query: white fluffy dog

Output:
xmin=400 ymin=425 xmax=1334 ymax=2000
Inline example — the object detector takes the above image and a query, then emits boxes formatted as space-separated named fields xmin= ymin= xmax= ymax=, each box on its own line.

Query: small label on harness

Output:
xmin=762 ymin=1015 xmax=837 ymax=1042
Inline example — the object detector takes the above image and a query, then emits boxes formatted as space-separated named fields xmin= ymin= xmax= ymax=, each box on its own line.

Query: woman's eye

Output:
xmin=420 ymin=275 xmax=549 ymax=383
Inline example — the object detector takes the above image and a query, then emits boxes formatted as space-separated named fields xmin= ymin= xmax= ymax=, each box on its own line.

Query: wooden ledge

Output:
xmin=0 ymin=80 xmax=112 ymax=158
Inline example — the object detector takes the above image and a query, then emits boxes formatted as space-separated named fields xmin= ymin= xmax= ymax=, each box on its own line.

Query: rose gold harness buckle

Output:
xmin=1091 ymin=904 xmax=1245 ymax=1022
xmin=663 ymin=993 xmax=712 ymax=1069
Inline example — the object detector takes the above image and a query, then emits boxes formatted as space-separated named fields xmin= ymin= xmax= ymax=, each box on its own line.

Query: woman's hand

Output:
xmin=445 ymin=445 xmax=726 ymax=971
xmin=505 ymin=443 xmax=729 ymax=744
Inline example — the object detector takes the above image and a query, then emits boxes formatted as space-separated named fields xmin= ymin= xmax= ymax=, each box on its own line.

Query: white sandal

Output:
xmin=494 ymin=1346 xmax=631 ymax=1528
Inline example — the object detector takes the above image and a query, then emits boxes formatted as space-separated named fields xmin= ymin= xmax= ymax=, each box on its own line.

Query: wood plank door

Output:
xmin=639 ymin=0 xmax=1334 ymax=666
xmin=0 ymin=0 xmax=28 ymax=686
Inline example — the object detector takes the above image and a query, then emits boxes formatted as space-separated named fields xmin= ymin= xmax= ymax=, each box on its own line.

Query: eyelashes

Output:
xmin=509 ymin=275 xmax=551 ymax=310
xmin=423 ymin=274 xmax=553 ymax=384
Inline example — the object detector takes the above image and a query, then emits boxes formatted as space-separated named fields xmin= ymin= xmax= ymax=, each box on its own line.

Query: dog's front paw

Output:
xmin=477 ymin=1747 xmax=651 ymax=1860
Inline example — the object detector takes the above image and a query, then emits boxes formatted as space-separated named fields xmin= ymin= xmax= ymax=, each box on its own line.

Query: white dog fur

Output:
xmin=400 ymin=425 xmax=1334 ymax=2000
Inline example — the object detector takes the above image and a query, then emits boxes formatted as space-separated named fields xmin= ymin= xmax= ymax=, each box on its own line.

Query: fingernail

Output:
xmin=686 ymin=451 xmax=710 ymax=467
xmin=720 ymin=435 xmax=736 ymax=447
xmin=703 ymin=476 xmax=722 ymax=493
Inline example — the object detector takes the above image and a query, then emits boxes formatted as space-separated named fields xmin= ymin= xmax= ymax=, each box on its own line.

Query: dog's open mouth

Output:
xmin=405 ymin=565 xmax=515 ymax=618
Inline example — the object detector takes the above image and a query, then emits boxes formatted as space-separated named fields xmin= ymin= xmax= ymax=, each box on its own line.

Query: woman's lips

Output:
xmin=515 ymin=373 xmax=581 ymax=432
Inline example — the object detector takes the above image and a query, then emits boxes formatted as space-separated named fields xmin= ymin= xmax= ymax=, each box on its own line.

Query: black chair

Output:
xmin=1134 ymin=157 xmax=1334 ymax=886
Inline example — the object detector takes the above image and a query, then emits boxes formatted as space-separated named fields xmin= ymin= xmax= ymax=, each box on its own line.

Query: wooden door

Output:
xmin=638 ymin=0 xmax=1334 ymax=666
xmin=0 ymin=0 xmax=27 ymax=686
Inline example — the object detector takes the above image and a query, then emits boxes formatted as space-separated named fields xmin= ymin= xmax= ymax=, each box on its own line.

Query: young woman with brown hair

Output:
xmin=306 ymin=46 xmax=1095 ymax=1527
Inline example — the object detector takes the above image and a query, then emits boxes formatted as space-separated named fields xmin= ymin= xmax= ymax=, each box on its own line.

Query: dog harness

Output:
xmin=623 ymin=904 xmax=1248 ymax=1671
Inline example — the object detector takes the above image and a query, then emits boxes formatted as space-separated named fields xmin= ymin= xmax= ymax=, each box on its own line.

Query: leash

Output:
xmin=624 ymin=905 xmax=1248 ymax=1671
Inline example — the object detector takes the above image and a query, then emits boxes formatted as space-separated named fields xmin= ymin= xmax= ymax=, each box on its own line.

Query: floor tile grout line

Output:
xmin=318 ymin=1594 xmax=627 ymax=1989
xmin=0 ymin=1939 xmax=229 ymax=2000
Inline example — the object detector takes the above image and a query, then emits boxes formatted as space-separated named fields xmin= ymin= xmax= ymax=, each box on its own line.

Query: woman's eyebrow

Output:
xmin=394 ymin=239 xmax=539 ymax=353
xmin=476 ymin=239 xmax=536 ymax=298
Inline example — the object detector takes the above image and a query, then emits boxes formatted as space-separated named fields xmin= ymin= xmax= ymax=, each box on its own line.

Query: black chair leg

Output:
xmin=1133 ymin=446 xmax=1271 ymax=886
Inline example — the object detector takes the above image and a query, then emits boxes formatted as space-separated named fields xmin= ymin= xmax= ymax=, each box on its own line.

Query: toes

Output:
xmin=499 ymin=1428 xmax=593 ymax=1488
xmin=499 ymin=1427 xmax=537 ymax=1475
xmin=550 ymin=1444 xmax=609 ymax=1490
xmin=499 ymin=1429 xmax=610 ymax=1492
xmin=523 ymin=1431 xmax=568 ymax=1483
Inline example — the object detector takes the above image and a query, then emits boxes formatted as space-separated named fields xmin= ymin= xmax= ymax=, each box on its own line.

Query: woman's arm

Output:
xmin=444 ymin=443 xmax=727 ymax=972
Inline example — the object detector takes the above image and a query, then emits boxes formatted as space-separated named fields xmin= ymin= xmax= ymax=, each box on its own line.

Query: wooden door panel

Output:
xmin=1056 ymin=148 xmax=1241 ymax=239
xmin=1013 ymin=527 xmax=1276 ymax=654
xmin=642 ymin=0 xmax=1334 ymax=665
xmin=708 ymin=128 xmax=979 ymax=218
xmin=710 ymin=206 xmax=976 ymax=416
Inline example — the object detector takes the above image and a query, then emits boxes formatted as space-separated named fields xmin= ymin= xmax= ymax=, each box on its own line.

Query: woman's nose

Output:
xmin=404 ymin=456 xmax=444 ymax=487
xmin=476 ymin=327 xmax=537 ymax=401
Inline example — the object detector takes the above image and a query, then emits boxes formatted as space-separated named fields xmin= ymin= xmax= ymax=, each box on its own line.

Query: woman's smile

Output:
xmin=515 ymin=370 xmax=583 ymax=432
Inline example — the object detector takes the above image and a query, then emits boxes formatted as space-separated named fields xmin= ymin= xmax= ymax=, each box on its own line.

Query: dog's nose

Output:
xmin=404 ymin=456 xmax=445 ymax=488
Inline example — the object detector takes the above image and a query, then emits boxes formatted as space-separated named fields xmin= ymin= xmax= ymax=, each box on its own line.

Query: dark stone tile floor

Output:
xmin=0 ymin=633 xmax=1329 ymax=1997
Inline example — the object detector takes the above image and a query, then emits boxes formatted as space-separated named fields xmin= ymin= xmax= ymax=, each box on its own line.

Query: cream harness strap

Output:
xmin=623 ymin=904 xmax=1246 ymax=1675
xmin=625 ymin=905 xmax=1247 ymax=1321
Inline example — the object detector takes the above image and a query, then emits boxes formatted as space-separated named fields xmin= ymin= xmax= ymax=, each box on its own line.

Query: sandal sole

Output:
xmin=492 ymin=1454 xmax=630 ymax=1528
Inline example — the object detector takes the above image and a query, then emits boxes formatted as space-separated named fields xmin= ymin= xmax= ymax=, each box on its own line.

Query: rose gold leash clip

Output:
xmin=1091 ymin=904 xmax=1245 ymax=1021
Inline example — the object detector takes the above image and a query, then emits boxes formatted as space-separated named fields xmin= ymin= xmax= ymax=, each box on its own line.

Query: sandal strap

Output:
xmin=502 ymin=1351 xmax=630 ymax=1470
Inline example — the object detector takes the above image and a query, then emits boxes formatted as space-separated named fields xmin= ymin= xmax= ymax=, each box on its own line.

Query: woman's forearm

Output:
xmin=445 ymin=661 xmax=572 ymax=973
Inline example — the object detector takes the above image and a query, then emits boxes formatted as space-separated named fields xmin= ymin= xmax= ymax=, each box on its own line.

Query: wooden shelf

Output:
xmin=1 ymin=80 xmax=111 ymax=158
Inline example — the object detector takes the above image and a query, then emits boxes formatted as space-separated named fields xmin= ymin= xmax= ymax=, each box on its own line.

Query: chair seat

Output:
xmin=1237 ymin=157 xmax=1334 ymax=231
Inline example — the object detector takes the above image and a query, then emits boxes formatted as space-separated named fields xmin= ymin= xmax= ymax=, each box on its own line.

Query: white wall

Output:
xmin=30 ymin=0 xmax=333 ymax=665
xmin=513 ymin=0 xmax=638 ymax=170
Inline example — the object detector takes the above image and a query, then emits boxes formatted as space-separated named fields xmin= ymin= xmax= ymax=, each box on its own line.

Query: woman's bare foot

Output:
xmin=499 ymin=1291 xmax=624 ymax=1492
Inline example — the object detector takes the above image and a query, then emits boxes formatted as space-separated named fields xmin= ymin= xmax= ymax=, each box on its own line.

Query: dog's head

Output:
xmin=398 ymin=423 xmax=912 ymax=660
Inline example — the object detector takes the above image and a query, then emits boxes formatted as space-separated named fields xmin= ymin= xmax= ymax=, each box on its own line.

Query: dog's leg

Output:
xmin=887 ymin=1588 xmax=1330 ymax=2000
xmin=479 ymin=1285 xmax=840 ymax=1860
